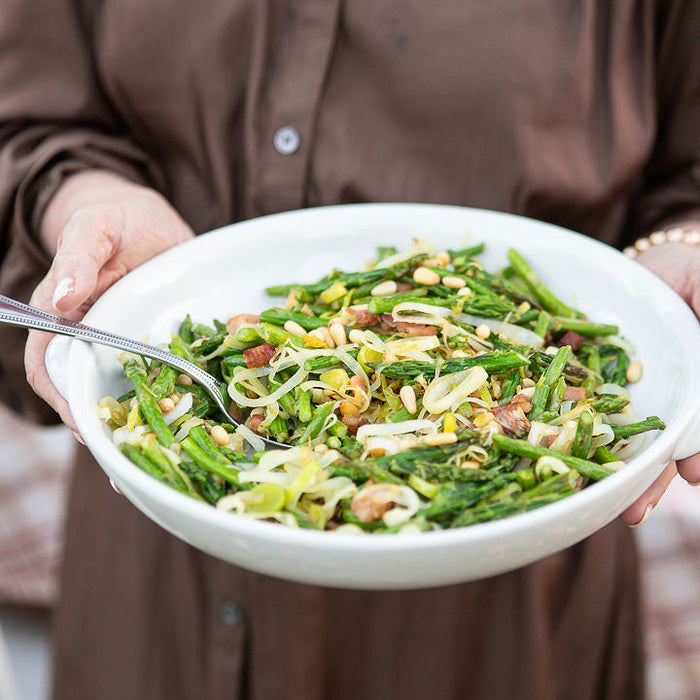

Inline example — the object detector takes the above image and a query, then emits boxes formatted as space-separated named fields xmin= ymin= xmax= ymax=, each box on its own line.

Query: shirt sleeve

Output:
xmin=625 ymin=0 xmax=700 ymax=238
xmin=0 ymin=0 xmax=160 ymax=420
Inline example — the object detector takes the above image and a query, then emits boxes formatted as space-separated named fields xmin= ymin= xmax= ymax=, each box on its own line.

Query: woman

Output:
xmin=1 ymin=2 xmax=699 ymax=698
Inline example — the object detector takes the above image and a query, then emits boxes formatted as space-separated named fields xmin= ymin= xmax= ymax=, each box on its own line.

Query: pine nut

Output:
xmin=350 ymin=375 xmax=367 ymax=392
xmin=398 ymin=436 xmax=421 ymax=451
xmin=457 ymin=286 xmax=474 ymax=297
xmin=328 ymin=322 xmax=347 ymax=346
xmin=626 ymin=359 xmax=643 ymax=383
xmin=399 ymin=385 xmax=417 ymax=413
xmin=370 ymin=280 xmax=398 ymax=296
xmin=450 ymin=349 xmax=467 ymax=358
xmin=308 ymin=327 xmax=331 ymax=346
xmin=475 ymin=324 xmax=491 ymax=339
xmin=413 ymin=267 xmax=441 ymax=286
xmin=210 ymin=425 xmax=230 ymax=446
xmin=339 ymin=400 xmax=360 ymax=417
xmin=460 ymin=460 xmax=481 ymax=470
xmin=473 ymin=412 xmax=494 ymax=428
xmin=442 ymin=276 xmax=466 ymax=289
xmin=284 ymin=320 xmax=307 ymax=337
xmin=436 ymin=251 xmax=451 ymax=266
xmin=348 ymin=329 xmax=366 ymax=344
xmin=424 ymin=432 xmax=458 ymax=446
xmin=320 ymin=326 xmax=335 ymax=348
xmin=158 ymin=397 xmax=175 ymax=413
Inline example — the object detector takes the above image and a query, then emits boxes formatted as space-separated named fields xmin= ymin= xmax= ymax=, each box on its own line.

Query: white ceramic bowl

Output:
xmin=49 ymin=204 xmax=700 ymax=589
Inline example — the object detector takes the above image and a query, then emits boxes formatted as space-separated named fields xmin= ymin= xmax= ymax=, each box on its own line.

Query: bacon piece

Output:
xmin=353 ymin=310 xmax=381 ymax=328
xmin=394 ymin=321 xmax=437 ymax=336
xmin=351 ymin=310 xmax=436 ymax=336
xmin=351 ymin=483 xmax=398 ymax=523
xmin=226 ymin=313 xmax=260 ymax=335
xmin=563 ymin=385 xmax=587 ymax=402
xmin=340 ymin=413 xmax=369 ymax=434
xmin=555 ymin=330 xmax=586 ymax=351
xmin=248 ymin=413 xmax=265 ymax=433
xmin=491 ymin=403 xmax=531 ymax=437
xmin=243 ymin=343 xmax=276 ymax=368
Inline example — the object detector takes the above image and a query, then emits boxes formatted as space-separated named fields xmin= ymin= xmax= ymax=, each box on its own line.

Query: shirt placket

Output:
xmin=243 ymin=0 xmax=342 ymax=218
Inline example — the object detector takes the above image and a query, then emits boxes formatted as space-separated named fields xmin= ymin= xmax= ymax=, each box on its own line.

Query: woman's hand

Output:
xmin=620 ymin=240 xmax=700 ymax=525
xmin=25 ymin=170 xmax=195 ymax=431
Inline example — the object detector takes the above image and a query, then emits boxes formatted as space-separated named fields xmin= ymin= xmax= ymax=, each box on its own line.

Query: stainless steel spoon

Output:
xmin=0 ymin=293 xmax=290 ymax=450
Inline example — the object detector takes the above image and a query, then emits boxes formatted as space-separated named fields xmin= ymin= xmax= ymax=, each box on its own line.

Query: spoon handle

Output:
xmin=0 ymin=293 xmax=213 ymax=388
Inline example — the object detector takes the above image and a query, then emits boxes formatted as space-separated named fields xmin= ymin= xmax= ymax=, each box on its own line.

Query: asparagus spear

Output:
xmin=373 ymin=350 xmax=529 ymax=380
xmin=529 ymin=345 xmax=570 ymax=421
xmin=589 ymin=395 xmax=630 ymax=414
xmin=507 ymin=249 xmax=579 ymax=319
xmin=593 ymin=445 xmax=621 ymax=464
xmin=180 ymin=430 xmax=241 ymax=488
xmin=550 ymin=316 xmax=619 ymax=337
xmin=123 ymin=360 xmax=177 ymax=447
xmin=260 ymin=308 xmax=328 ymax=331
xmin=295 ymin=402 xmax=334 ymax=444
xmin=492 ymin=434 xmax=614 ymax=481
xmin=265 ymin=268 xmax=387 ymax=298
xmin=571 ymin=409 xmax=594 ymax=459
xmin=452 ymin=471 xmax=580 ymax=527
xmin=610 ymin=417 xmax=665 ymax=440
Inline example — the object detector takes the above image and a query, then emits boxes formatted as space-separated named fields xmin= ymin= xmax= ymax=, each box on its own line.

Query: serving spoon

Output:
xmin=0 ymin=294 xmax=290 ymax=450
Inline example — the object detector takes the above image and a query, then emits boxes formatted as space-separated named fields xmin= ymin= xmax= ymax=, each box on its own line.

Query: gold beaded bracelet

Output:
xmin=623 ymin=226 xmax=700 ymax=258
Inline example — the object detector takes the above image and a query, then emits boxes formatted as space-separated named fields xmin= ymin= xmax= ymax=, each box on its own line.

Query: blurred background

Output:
xmin=0 ymin=403 xmax=698 ymax=700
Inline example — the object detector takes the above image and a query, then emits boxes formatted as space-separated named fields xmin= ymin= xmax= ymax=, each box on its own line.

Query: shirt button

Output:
xmin=273 ymin=126 xmax=301 ymax=155
xmin=220 ymin=601 xmax=242 ymax=626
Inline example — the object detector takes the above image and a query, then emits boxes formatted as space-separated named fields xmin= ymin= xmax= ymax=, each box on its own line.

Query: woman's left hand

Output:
xmin=620 ymin=240 xmax=700 ymax=525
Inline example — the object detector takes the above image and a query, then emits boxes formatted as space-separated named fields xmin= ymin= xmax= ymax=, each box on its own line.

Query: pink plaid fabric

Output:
xmin=0 ymin=403 xmax=73 ymax=606
xmin=636 ymin=477 xmax=700 ymax=700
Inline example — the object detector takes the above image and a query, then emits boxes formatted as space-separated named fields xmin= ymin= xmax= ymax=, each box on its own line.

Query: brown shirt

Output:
xmin=1 ymin=1 xmax=699 ymax=698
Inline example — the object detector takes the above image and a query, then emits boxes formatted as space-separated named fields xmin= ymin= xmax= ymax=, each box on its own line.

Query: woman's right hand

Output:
xmin=25 ymin=169 xmax=195 ymax=432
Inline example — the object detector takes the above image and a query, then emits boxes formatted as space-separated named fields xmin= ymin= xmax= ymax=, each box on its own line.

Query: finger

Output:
xmin=24 ymin=328 xmax=79 ymax=433
xmin=26 ymin=266 xmax=93 ymax=433
xmin=677 ymin=452 xmax=700 ymax=486
xmin=620 ymin=461 xmax=678 ymax=526
xmin=637 ymin=243 xmax=700 ymax=318
xmin=47 ymin=210 xmax=121 ymax=312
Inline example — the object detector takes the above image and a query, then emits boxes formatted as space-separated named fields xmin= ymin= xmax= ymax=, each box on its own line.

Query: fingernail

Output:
xmin=52 ymin=276 xmax=75 ymax=310
xmin=71 ymin=431 xmax=85 ymax=445
xmin=630 ymin=504 xmax=653 ymax=527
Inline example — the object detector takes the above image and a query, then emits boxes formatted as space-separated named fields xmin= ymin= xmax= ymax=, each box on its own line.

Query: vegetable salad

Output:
xmin=99 ymin=239 xmax=664 ymax=533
